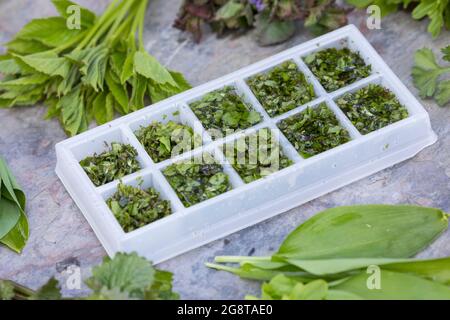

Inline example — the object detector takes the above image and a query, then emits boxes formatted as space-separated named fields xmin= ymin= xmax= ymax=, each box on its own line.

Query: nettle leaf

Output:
xmin=15 ymin=17 xmax=85 ymax=48
xmin=134 ymin=51 xmax=177 ymax=87
xmin=51 ymin=0 xmax=96 ymax=28
xmin=16 ymin=52 xmax=71 ymax=78
xmin=86 ymin=252 xmax=155 ymax=298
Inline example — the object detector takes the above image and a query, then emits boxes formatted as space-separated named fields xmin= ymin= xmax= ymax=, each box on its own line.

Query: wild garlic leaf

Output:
xmin=0 ymin=211 xmax=29 ymax=253
xmin=0 ymin=198 xmax=21 ymax=240
xmin=15 ymin=17 xmax=84 ymax=48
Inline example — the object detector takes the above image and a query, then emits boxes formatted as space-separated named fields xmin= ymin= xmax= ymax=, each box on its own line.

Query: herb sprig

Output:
xmin=136 ymin=120 xmax=202 ymax=163
xmin=107 ymin=182 xmax=172 ymax=233
xmin=278 ymin=103 xmax=350 ymax=158
xmin=412 ymin=46 xmax=450 ymax=107
xmin=224 ymin=128 xmax=293 ymax=183
xmin=80 ymin=142 xmax=141 ymax=187
xmin=163 ymin=154 xmax=232 ymax=207
xmin=247 ymin=61 xmax=316 ymax=117
xmin=190 ymin=86 xmax=262 ymax=139
xmin=0 ymin=0 xmax=191 ymax=136
xmin=336 ymin=84 xmax=409 ymax=135
xmin=304 ymin=48 xmax=371 ymax=92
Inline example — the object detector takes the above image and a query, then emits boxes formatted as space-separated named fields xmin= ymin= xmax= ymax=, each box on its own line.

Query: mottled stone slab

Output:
xmin=0 ymin=0 xmax=448 ymax=299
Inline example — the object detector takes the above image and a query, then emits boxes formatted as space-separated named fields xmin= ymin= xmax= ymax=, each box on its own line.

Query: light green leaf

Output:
xmin=59 ymin=87 xmax=85 ymax=136
xmin=6 ymin=38 xmax=51 ymax=55
xmin=0 ymin=198 xmax=21 ymax=239
xmin=216 ymin=1 xmax=244 ymax=20
xmin=436 ymin=80 xmax=450 ymax=106
xmin=15 ymin=17 xmax=84 ymax=48
xmin=0 ymin=74 xmax=49 ymax=90
xmin=0 ymin=59 xmax=22 ymax=75
xmin=120 ymin=53 xmax=134 ymax=84
xmin=333 ymin=269 xmax=450 ymax=300
xmin=51 ymin=0 xmax=96 ymax=28
xmin=105 ymin=70 xmax=129 ymax=113
xmin=16 ymin=52 xmax=71 ymax=78
xmin=134 ymin=51 xmax=176 ymax=87
xmin=0 ymin=211 xmax=29 ymax=253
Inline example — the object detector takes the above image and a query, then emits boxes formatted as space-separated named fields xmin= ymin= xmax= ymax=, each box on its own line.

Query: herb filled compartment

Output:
xmin=277 ymin=102 xmax=351 ymax=158
xmin=223 ymin=128 xmax=294 ymax=183
xmin=162 ymin=153 xmax=233 ymax=207
xmin=303 ymin=46 xmax=372 ymax=92
xmin=335 ymin=84 xmax=409 ymax=135
xmin=189 ymin=86 xmax=263 ymax=140
xmin=79 ymin=142 xmax=142 ymax=187
xmin=246 ymin=61 xmax=316 ymax=117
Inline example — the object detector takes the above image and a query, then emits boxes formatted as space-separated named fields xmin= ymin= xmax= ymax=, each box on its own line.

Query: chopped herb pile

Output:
xmin=304 ymin=48 xmax=371 ymax=92
xmin=107 ymin=182 xmax=172 ymax=233
xmin=224 ymin=128 xmax=293 ymax=183
xmin=336 ymin=84 xmax=409 ymax=135
xmin=80 ymin=142 xmax=141 ymax=186
xmin=163 ymin=154 xmax=232 ymax=207
xmin=135 ymin=120 xmax=202 ymax=163
xmin=190 ymin=86 xmax=262 ymax=139
xmin=278 ymin=103 xmax=350 ymax=158
xmin=247 ymin=61 xmax=316 ymax=117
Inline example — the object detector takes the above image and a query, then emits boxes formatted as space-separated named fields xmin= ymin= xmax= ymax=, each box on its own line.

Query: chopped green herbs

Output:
xmin=190 ymin=86 xmax=262 ymax=139
xmin=135 ymin=120 xmax=202 ymax=163
xmin=247 ymin=61 xmax=316 ymax=117
xmin=163 ymin=154 xmax=232 ymax=207
xmin=304 ymin=48 xmax=371 ymax=92
xmin=278 ymin=103 xmax=350 ymax=158
xmin=336 ymin=84 xmax=409 ymax=135
xmin=224 ymin=128 xmax=293 ymax=183
xmin=80 ymin=142 xmax=141 ymax=186
xmin=107 ymin=182 xmax=172 ymax=233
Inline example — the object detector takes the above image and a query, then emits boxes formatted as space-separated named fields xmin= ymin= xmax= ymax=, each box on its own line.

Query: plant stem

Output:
xmin=214 ymin=256 xmax=272 ymax=264
xmin=205 ymin=262 xmax=242 ymax=275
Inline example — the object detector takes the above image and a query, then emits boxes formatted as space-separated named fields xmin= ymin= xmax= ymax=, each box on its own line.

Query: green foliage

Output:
xmin=0 ymin=156 xmax=28 ymax=253
xmin=0 ymin=0 xmax=191 ymax=136
xmin=207 ymin=204 xmax=450 ymax=300
xmin=163 ymin=154 xmax=232 ymax=207
xmin=135 ymin=120 xmax=202 ymax=163
xmin=0 ymin=253 xmax=179 ymax=300
xmin=304 ymin=47 xmax=372 ymax=92
xmin=412 ymin=46 xmax=450 ymax=107
xmin=79 ymin=143 xmax=141 ymax=187
xmin=278 ymin=103 xmax=351 ymax=158
xmin=247 ymin=61 xmax=316 ymax=117
xmin=107 ymin=182 xmax=172 ymax=233
xmin=190 ymin=86 xmax=262 ymax=139
xmin=224 ymin=128 xmax=293 ymax=183
xmin=174 ymin=0 xmax=348 ymax=46
xmin=336 ymin=84 xmax=409 ymax=134
xmin=346 ymin=0 xmax=450 ymax=39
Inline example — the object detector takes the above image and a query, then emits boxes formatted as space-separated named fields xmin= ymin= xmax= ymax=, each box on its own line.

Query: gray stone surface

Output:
xmin=0 ymin=0 xmax=449 ymax=299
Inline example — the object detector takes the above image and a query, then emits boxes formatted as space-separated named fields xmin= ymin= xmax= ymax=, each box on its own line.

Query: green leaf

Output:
xmin=134 ymin=51 xmax=177 ymax=87
xmin=30 ymin=278 xmax=62 ymax=300
xmin=130 ymin=74 xmax=148 ymax=110
xmin=0 ymin=74 xmax=49 ymax=90
xmin=0 ymin=156 xmax=26 ymax=209
xmin=442 ymin=45 xmax=450 ymax=62
xmin=255 ymin=13 xmax=296 ymax=46
xmin=412 ymin=48 xmax=450 ymax=98
xmin=120 ymin=52 xmax=134 ymax=84
xmin=333 ymin=269 xmax=450 ymax=300
xmin=51 ymin=0 xmax=96 ymax=28
xmin=216 ymin=1 xmax=244 ymax=20
xmin=85 ymin=252 xmax=155 ymax=299
xmin=58 ymin=87 xmax=85 ymax=136
xmin=105 ymin=70 xmax=129 ymax=113
xmin=0 ymin=59 xmax=22 ymax=75
xmin=16 ymin=52 xmax=71 ymax=78
xmin=276 ymin=205 xmax=448 ymax=260
xmin=15 ymin=17 xmax=84 ymax=48
xmin=436 ymin=80 xmax=450 ymax=106
xmin=0 ymin=211 xmax=29 ymax=253
xmin=6 ymin=38 xmax=51 ymax=55
xmin=0 ymin=198 xmax=21 ymax=240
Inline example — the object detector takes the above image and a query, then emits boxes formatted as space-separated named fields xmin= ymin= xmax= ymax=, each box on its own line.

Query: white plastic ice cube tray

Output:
xmin=55 ymin=25 xmax=437 ymax=263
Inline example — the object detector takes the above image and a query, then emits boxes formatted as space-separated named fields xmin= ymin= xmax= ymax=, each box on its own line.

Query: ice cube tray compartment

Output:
xmin=55 ymin=25 xmax=437 ymax=263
